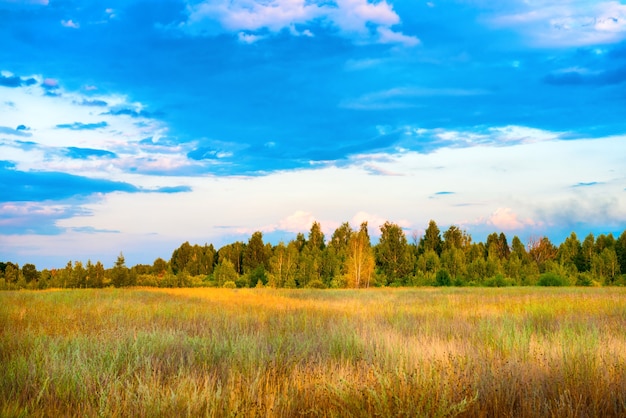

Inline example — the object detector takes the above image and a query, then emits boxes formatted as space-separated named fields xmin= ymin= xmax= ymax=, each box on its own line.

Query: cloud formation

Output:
xmin=182 ymin=0 xmax=418 ymax=45
xmin=489 ymin=1 xmax=626 ymax=47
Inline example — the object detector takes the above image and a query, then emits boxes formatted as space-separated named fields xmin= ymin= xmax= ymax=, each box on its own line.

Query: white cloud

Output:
xmin=0 ymin=75 xmax=197 ymax=184
xmin=406 ymin=124 xmax=563 ymax=147
xmin=377 ymin=27 xmax=420 ymax=46
xmin=486 ymin=207 xmax=537 ymax=230
xmin=5 ymin=126 xmax=625 ymax=266
xmin=61 ymin=19 xmax=79 ymax=29
xmin=182 ymin=0 xmax=416 ymax=45
xmin=276 ymin=210 xmax=318 ymax=233
xmin=237 ymin=31 xmax=266 ymax=43
xmin=489 ymin=1 xmax=626 ymax=47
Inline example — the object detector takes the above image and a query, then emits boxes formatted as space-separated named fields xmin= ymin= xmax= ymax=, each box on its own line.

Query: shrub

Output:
xmin=484 ymin=274 xmax=513 ymax=287
xmin=222 ymin=280 xmax=237 ymax=289
xmin=538 ymin=272 xmax=565 ymax=286
xmin=576 ymin=272 xmax=594 ymax=287
xmin=307 ymin=279 xmax=327 ymax=289
xmin=435 ymin=269 xmax=452 ymax=286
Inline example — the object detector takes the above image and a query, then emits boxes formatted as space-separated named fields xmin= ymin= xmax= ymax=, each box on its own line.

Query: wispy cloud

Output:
xmin=489 ymin=1 xmax=626 ymax=47
xmin=341 ymin=87 xmax=488 ymax=110
xmin=56 ymin=121 xmax=108 ymax=130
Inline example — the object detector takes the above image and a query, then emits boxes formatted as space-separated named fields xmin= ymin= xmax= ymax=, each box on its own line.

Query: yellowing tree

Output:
xmin=345 ymin=222 xmax=375 ymax=288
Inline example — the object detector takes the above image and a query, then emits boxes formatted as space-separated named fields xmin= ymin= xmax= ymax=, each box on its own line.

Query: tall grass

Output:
xmin=1 ymin=287 xmax=625 ymax=417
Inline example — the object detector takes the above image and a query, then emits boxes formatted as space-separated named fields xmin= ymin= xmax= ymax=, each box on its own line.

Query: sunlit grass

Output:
xmin=1 ymin=287 xmax=625 ymax=417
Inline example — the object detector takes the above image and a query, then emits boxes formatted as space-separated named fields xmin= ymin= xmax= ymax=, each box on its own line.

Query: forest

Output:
xmin=2 ymin=220 xmax=626 ymax=290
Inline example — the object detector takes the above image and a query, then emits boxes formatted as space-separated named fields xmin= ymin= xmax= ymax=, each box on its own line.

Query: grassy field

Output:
xmin=1 ymin=287 xmax=625 ymax=417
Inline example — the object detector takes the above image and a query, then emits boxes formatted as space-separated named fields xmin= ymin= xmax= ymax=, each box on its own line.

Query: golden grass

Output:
xmin=1 ymin=287 xmax=625 ymax=417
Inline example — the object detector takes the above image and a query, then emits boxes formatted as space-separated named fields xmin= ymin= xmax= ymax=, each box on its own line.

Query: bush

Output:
xmin=435 ymin=269 xmax=451 ymax=287
xmin=538 ymin=272 xmax=565 ymax=286
xmin=307 ymin=279 xmax=327 ymax=289
xmin=484 ymin=274 xmax=513 ymax=287
xmin=576 ymin=272 xmax=594 ymax=287
xmin=223 ymin=281 xmax=237 ymax=289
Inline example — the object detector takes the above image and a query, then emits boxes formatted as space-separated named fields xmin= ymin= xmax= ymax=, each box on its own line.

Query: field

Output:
xmin=1 ymin=288 xmax=625 ymax=417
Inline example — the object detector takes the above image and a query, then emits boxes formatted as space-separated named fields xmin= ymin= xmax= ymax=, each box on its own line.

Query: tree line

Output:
xmin=2 ymin=220 xmax=626 ymax=290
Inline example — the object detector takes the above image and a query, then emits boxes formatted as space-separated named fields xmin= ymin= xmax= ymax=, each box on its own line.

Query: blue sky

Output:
xmin=1 ymin=0 xmax=625 ymax=268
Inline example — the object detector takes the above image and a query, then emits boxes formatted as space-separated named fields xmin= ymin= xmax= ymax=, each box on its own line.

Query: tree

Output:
xmin=443 ymin=225 xmax=469 ymax=251
xmin=111 ymin=253 xmax=130 ymax=287
xmin=171 ymin=241 xmax=193 ymax=274
xmin=420 ymin=220 xmax=443 ymax=256
xmin=345 ymin=222 xmax=375 ymax=288
xmin=152 ymin=258 xmax=169 ymax=276
xmin=218 ymin=242 xmax=245 ymax=275
xmin=416 ymin=250 xmax=441 ymax=279
xmin=579 ymin=234 xmax=595 ymax=272
xmin=267 ymin=242 xmax=298 ymax=288
xmin=243 ymin=231 xmax=269 ymax=274
xmin=307 ymin=221 xmax=325 ymax=251
xmin=213 ymin=258 xmax=239 ymax=287
xmin=511 ymin=236 xmax=527 ymax=261
xmin=591 ymin=248 xmax=621 ymax=285
xmin=327 ymin=222 xmax=353 ymax=280
xmin=87 ymin=260 xmax=105 ymax=288
xmin=376 ymin=221 xmax=413 ymax=285
xmin=296 ymin=222 xmax=327 ymax=287
xmin=440 ymin=247 xmax=465 ymax=281
xmin=558 ymin=232 xmax=582 ymax=273
xmin=616 ymin=230 xmax=626 ymax=275
xmin=527 ymin=236 xmax=557 ymax=273
xmin=72 ymin=261 xmax=87 ymax=288
xmin=486 ymin=232 xmax=510 ymax=260
xmin=21 ymin=263 xmax=38 ymax=283
xmin=3 ymin=263 xmax=19 ymax=288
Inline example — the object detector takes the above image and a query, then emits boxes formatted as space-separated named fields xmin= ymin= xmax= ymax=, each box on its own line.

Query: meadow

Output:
xmin=1 ymin=287 xmax=625 ymax=417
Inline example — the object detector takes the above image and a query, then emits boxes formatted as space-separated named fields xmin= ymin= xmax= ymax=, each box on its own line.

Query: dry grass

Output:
xmin=1 ymin=287 xmax=625 ymax=417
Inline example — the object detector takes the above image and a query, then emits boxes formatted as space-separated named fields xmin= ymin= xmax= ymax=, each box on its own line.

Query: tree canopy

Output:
xmin=2 ymin=220 xmax=625 ymax=290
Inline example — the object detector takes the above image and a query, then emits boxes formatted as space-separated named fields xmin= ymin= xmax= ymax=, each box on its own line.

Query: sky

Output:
xmin=1 ymin=0 xmax=625 ymax=269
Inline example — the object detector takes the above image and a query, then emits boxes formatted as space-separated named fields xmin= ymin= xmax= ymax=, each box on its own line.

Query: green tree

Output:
xmin=510 ymin=236 xmax=527 ymax=261
xmin=420 ymin=220 xmax=443 ymax=256
xmin=213 ymin=258 xmax=239 ymax=287
xmin=296 ymin=222 xmax=327 ymax=287
xmin=111 ymin=253 xmax=130 ymax=287
xmin=72 ymin=261 xmax=87 ymax=288
xmin=21 ymin=263 xmax=39 ymax=283
xmin=267 ymin=241 xmax=298 ymax=288
xmin=87 ymin=260 xmax=106 ymax=288
xmin=440 ymin=247 xmax=465 ymax=281
xmin=591 ymin=248 xmax=621 ymax=285
xmin=579 ymin=233 xmax=595 ymax=272
xmin=616 ymin=230 xmax=626 ymax=275
xmin=376 ymin=221 xmax=413 ymax=285
xmin=171 ymin=241 xmax=193 ymax=274
xmin=327 ymin=222 xmax=353 ymax=281
xmin=443 ymin=225 xmax=470 ymax=251
xmin=243 ymin=231 xmax=269 ymax=273
xmin=218 ymin=242 xmax=245 ymax=275
xmin=3 ymin=263 xmax=20 ymax=289
xmin=558 ymin=232 xmax=582 ymax=271
xmin=416 ymin=250 xmax=441 ymax=280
